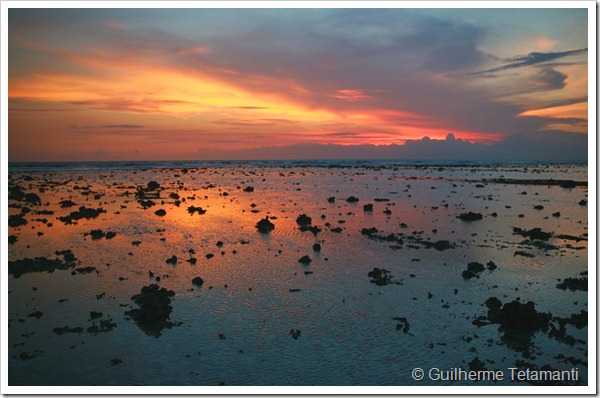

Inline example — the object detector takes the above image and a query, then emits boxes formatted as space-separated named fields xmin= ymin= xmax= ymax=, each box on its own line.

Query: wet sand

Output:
xmin=7 ymin=163 xmax=588 ymax=386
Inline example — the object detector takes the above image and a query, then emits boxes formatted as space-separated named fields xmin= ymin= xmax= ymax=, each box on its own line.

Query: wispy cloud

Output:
xmin=68 ymin=99 xmax=193 ymax=114
xmin=70 ymin=124 xmax=144 ymax=129
xmin=472 ymin=48 xmax=587 ymax=74
xmin=330 ymin=89 xmax=372 ymax=101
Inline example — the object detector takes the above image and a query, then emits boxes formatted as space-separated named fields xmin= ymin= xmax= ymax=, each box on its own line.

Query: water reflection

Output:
xmin=8 ymin=164 xmax=588 ymax=385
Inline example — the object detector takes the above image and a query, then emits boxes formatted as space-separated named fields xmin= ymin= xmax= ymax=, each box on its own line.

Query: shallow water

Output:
xmin=7 ymin=163 xmax=588 ymax=386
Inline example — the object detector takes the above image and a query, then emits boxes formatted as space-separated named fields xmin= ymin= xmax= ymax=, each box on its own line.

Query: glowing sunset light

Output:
xmin=7 ymin=7 xmax=588 ymax=161
xmin=519 ymin=102 xmax=587 ymax=121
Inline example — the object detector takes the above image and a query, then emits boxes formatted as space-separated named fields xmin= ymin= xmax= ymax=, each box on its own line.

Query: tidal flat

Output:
xmin=7 ymin=162 xmax=588 ymax=386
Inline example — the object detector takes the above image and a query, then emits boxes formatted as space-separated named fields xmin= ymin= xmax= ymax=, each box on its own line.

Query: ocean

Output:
xmin=7 ymin=160 xmax=588 ymax=387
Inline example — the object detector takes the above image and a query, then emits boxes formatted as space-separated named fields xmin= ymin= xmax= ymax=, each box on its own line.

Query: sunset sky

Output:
xmin=7 ymin=6 xmax=589 ymax=161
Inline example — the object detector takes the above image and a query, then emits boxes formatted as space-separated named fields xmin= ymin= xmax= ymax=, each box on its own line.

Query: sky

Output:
xmin=7 ymin=6 xmax=589 ymax=161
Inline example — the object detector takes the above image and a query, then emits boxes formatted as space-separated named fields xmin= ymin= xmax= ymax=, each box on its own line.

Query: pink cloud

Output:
xmin=330 ymin=89 xmax=373 ymax=101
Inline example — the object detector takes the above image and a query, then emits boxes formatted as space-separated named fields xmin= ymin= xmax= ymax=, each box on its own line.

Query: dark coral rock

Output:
xmin=485 ymin=297 xmax=502 ymax=310
xmin=146 ymin=181 xmax=161 ymax=191
xmin=484 ymin=298 xmax=552 ymax=355
xmin=256 ymin=217 xmax=275 ymax=233
xmin=19 ymin=350 xmax=43 ymax=361
xmin=8 ymin=214 xmax=28 ymax=227
xmin=296 ymin=214 xmax=312 ymax=227
xmin=139 ymin=200 xmax=156 ymax=208
xmin=125 ymin=284 xmax=177 ymax=337
xmin=53 ymin=325 xmax=84 ymax=335
xmin=363 ymin=203 xmax=373 ymax=212
xmin=312 ymin=243 xmax=321 ymax=252
xmin=27 ymin=311 xmax=43 ymax=319
xmin=368 ymin=267 xmax=394 ymax=285
xmin=59 ymin=206 xmax=106 ymax=224
xmin=71 ymin=266 xmax=97 ymax=275
xmin=9 ymin=186 xmax=26 ymax=201
xmin=467 ymin=262 xmax=485 ymax=274
xmin=346 ymin=196 xmax=359 ymax=203
xmin=457 ymin=212 xmax=483 ymax=221
xmin=192 ymin=277 xmax=204 ymax=287
xmin=298 ymin=255 xmax=312 ymax=265
xmin=24 ymin=193 xmax=42 ymax=205
xmin=90 ymin=311 xmax=103 ymax=320
xmin=361 ymin=227 xmax=378 ymax=236
xmin=154 ymin=209 xmax=167 ymax=217
xmin=9 ymin=250 xmax=77 ymax=278
xmin=557 ymin=310 xmax=587 ymax=329
xmin=430 ymin=240 xmax=453 ymax=251
xmin=462 ymin=270 xmax=477 ymax=280
xmin=556 ymin=271 xmax=587 ymax=292
xmin=462 ymin=261 xmax=496 ymax=279
xmin=87 ymin=318 xmax=117 ymax=335
xmin=55 ymin=249 xmax=77 ymax=263
xmin=513 ymin=227 xmax=552 ymax=241
xmin=491 ymin=300 xmax=551 ymax=333
xmin=88 ymin=229 xmax=105 ymax=240
xmin=392 ymin=317 xmax=410 ymax=333
xmin=299 ymin=225 xmax=322 ymax=235
xmin=187 ymin=205 xmax=206 ymax=215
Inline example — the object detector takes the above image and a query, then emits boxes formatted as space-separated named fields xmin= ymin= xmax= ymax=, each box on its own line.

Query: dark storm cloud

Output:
xmin=529 ymin=68 xmax=568 ymax=91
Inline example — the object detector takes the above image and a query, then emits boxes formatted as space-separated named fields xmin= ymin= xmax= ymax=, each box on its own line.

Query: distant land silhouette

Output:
xmin=193 ymin=133 xmax=587 ymax=161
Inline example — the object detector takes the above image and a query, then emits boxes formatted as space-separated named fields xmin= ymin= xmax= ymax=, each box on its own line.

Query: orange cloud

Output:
xmin=8 ymin=37 xmax=508 ymax=153
xmin=176 ymin=45 xmax=210 ymax=56
xmin=519 ymin=102 xmax=587 ymax=120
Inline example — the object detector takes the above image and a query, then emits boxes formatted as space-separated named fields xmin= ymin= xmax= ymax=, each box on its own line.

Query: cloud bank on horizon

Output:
xmin=7 ymin=6 xmax=589 ymax=161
